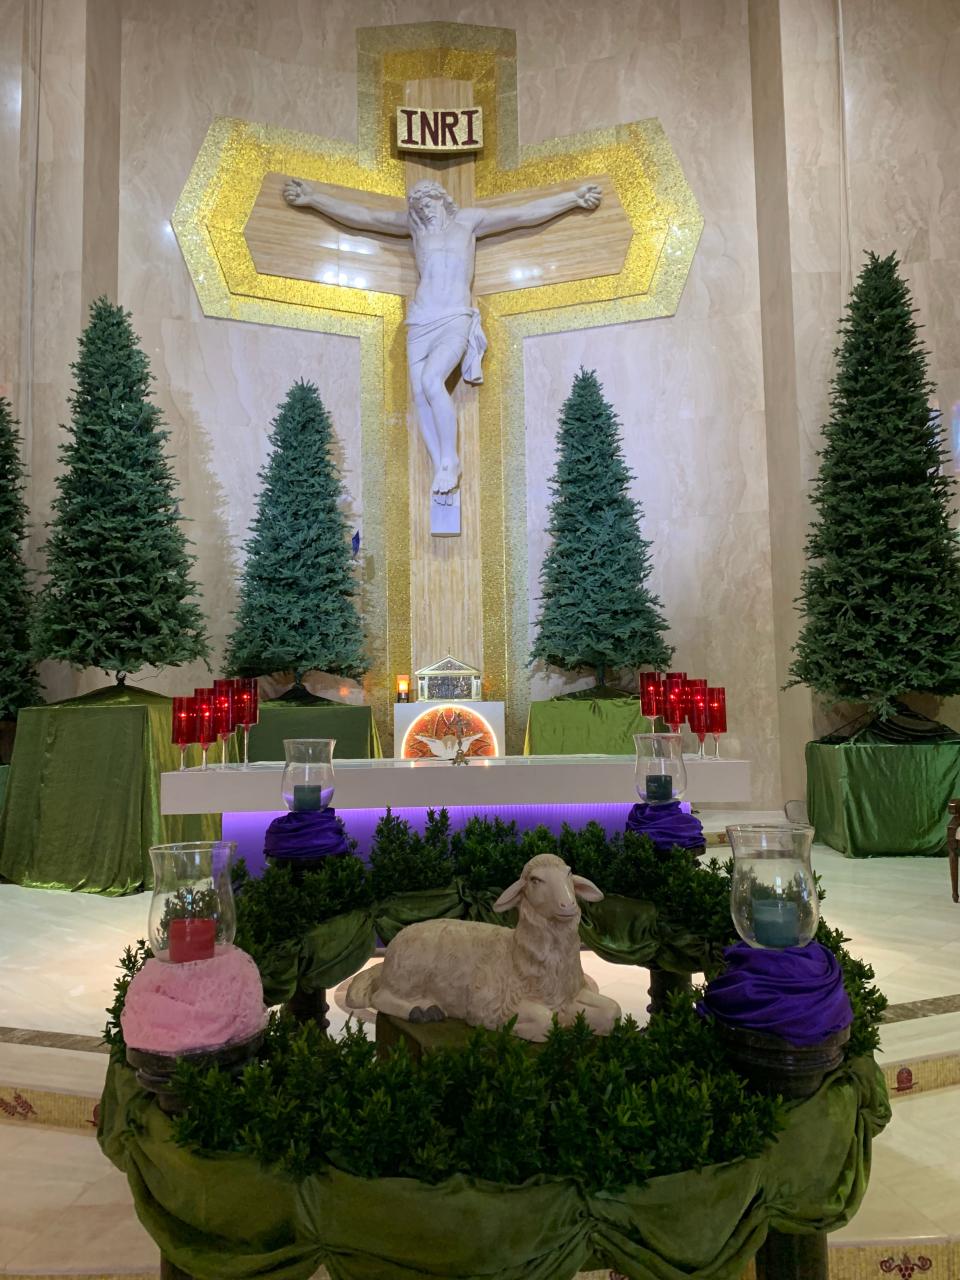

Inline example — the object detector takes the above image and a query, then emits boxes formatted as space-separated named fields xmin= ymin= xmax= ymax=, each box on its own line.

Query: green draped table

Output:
xmin=524 ymin=696 xmax=653 ymax=755
xmin=246 ymin=700 xmax=381 ymax=762
xmin=806 ymin=739 xmax=960 ymax=857
xmin=0 ymin=764 xmax=9 ymax=818
xmin=99 ymin=1053 xmax=888 ymax=1280
xmin=0 ymin=686 xmax=222 ymax=895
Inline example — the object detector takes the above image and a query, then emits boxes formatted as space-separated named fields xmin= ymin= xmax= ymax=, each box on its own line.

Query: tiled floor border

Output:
xmin=5 ymin=1256 xmax=958 ymax=1279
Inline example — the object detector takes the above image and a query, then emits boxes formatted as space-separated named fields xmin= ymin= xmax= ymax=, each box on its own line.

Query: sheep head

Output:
xmin=492 ymin=853 xmax=603 ymax=924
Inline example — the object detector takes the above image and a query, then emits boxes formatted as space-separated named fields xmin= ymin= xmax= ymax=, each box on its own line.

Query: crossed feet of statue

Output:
xmin=432 ymin=455 xmax=460 ymax=505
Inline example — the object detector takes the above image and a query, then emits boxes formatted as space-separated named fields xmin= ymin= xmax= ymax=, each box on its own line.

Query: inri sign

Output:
xmin=396 ymin=106 xmax=484 ymax=154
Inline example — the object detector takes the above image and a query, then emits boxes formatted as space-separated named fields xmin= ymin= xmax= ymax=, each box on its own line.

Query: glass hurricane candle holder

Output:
xmin=193 ymin=687 xmax=216 ymax=770
xmin=634 ymin=732 xmax=687 ymax=805
xmin=148 ymin=841 xmax=237 ymax=963
xmin=282 ymin=738 xmax=336 ymax=812
xmin=707 ymin=686 xmax=727 ymax=758
xmin=396 ymin=674 xmax=410 ymax=704
xmin=171 ymin=696 xmax=196 ymax=770
xmin=234 ymin=679 xmax=259 ymax=767
xmin=728 ymin=824 xmax=819 ymax=949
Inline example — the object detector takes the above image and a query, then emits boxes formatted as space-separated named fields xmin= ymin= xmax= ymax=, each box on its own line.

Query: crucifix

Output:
xmin=173 ymin=22 xmax=701 ymax=738
xmin=283 ymin=148 xmax=601 ymax=533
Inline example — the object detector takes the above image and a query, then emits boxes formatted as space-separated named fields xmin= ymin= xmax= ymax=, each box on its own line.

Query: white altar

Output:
xmin=160 ymin=754 xmax=751 ymax=814
xmin=160 ymin=753 xmax=751 ymax=870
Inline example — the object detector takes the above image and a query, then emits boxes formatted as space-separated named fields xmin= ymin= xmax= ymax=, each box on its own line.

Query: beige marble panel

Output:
xmin=80 ymin=0 xmax=120 ymax=310
xmin=0 ymin=0 xmax=28 ymax=401
xmin=28 ymin=0 xmax=88 ymax=594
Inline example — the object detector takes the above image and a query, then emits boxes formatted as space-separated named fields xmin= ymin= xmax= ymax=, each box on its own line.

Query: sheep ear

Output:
xmin=493 ymin=878 xmax=525 ymax=913
xmin=572 ymin=875 xmax=603 ymax=903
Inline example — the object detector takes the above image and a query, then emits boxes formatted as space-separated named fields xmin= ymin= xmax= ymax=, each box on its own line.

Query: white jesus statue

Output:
xmin=283 ymin=176 xmax=602 ymax=505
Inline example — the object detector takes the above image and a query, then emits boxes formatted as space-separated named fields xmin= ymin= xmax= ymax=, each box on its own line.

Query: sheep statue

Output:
xmin=345 ymin=853 xmax=621 ymax=1041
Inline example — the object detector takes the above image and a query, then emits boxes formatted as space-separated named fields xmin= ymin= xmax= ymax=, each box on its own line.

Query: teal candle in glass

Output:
xmin=752 ymin=898 xmax=800 ymax=948
xmin=645 ymin=774 xmax=673 ymax=803
xmin=292 ymin=784 xmax=325 ymax=812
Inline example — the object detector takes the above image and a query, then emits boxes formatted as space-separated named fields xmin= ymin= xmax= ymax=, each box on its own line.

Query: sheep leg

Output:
xmin=373 ymin=986 xmax=447 ymax=1023
xmin=513 ymin=1000 xmax=555 ymax=1042
xmin=572 ymin=986 xmax=620 ymax=1034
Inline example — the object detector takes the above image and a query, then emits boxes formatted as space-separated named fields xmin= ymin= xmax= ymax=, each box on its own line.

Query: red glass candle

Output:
xmin=707 ymin=687 xmax=727 ymax=735
xmin=213 ymin=678 xmax=236 ymax=732
xmin=685 ymin=678 xmax=708 ymax=724
xmin=639 ymin=672 xmax=663 ymax=719
xmin=171 ymin=695 xmax=196 ymax=771
xmin=234 ymin=678 xmax=259 ymax=767
xmin=194 ymin=687 xmax=216 ymax=768
xmin=168 ymin=917 xmax=216 ymax=963
xmin=234 ymin=678 xmax=259 ymax=726
xmin=212 ymin=678 xmax=236 ymax=765
xmin=664 ymin=672 xmax=687 ymax=730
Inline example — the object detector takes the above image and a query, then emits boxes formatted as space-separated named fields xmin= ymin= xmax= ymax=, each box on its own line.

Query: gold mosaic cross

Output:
xmin=173 ymin=21 xmax=702 ymax=750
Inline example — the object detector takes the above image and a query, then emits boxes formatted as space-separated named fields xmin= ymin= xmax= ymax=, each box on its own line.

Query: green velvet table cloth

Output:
xmin=806 ymin=740 xmax=960 ymax=857
xmin=0 ymin=764 xmax=9 ymax=819
xmin=524 ymin=697 xmax=653 ymax=756
xmin=99 ymin=1054 xmax=889 ymax=1280
xmin=247 ymin=701 xmax=381 ymax=762
xmin=0 ymin=686 xmax=222 ymax=895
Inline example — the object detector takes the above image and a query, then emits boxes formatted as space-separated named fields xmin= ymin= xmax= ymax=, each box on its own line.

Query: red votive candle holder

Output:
xmin=707 ymin=686 xmax=727 ymax=758
xmin=685 ymin=678 xmax=708 ymax=719
xmin=213 ymin=678 xmax=236 ymax=765
xmin=664 ymin=672 xmax=687 ymax=731
xmin=688 ymin=698 xmax=708 ymax=757
xmin=234 ymin=678 xmax=259 ymax=767
xmin=171 ymin=695 xmax=196 ymax=770
xmin=639 ymin=672 xmax=663 ymax=720
xmin=193 ymin=687 xmax=216 ymax=769
xmin=168 ymin=917 xmax=217 ymax=963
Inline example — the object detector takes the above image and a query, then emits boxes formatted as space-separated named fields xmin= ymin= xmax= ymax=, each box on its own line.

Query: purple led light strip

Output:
xmin=223 ymin=802 xmax=639 ymax=875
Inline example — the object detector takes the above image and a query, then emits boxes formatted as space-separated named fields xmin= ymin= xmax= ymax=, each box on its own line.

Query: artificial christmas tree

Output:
xmin=225 ymin=381 xmax=367 ymax=685
xmin=31 ymin=298 xmax=208 ymax=679
xmin=790 ymin=253 xmax=960 ymax=716
xmin=530 ymin=368 xmax=672 ymax=685
xmin=0 ymin=398 xmax=39 ymax=753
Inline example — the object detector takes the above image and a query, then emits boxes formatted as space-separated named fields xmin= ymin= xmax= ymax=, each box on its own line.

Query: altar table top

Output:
xmin=161 ymin=752 xmax=752 ymax=814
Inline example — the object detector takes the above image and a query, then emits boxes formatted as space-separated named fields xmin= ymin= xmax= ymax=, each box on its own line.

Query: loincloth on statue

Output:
xmin=405 ymin=306 xmax=488 ymax=384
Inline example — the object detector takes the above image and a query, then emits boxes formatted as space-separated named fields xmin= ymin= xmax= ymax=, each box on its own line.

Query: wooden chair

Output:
xmin=948 ymin=799 xmax=960 ymax=902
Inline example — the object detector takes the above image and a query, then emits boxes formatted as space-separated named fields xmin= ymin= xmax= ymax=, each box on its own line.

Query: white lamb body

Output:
xmin=345 ymin=853 xmax=620 ymax=1041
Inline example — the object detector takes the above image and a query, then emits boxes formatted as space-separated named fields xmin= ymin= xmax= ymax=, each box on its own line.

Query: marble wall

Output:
xmin=5 ymin=0 xmax=960 ymax=804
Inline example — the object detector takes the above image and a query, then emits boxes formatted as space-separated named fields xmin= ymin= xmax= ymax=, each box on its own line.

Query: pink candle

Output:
xmin=168 ymin=917 xmax=216 ymax=963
